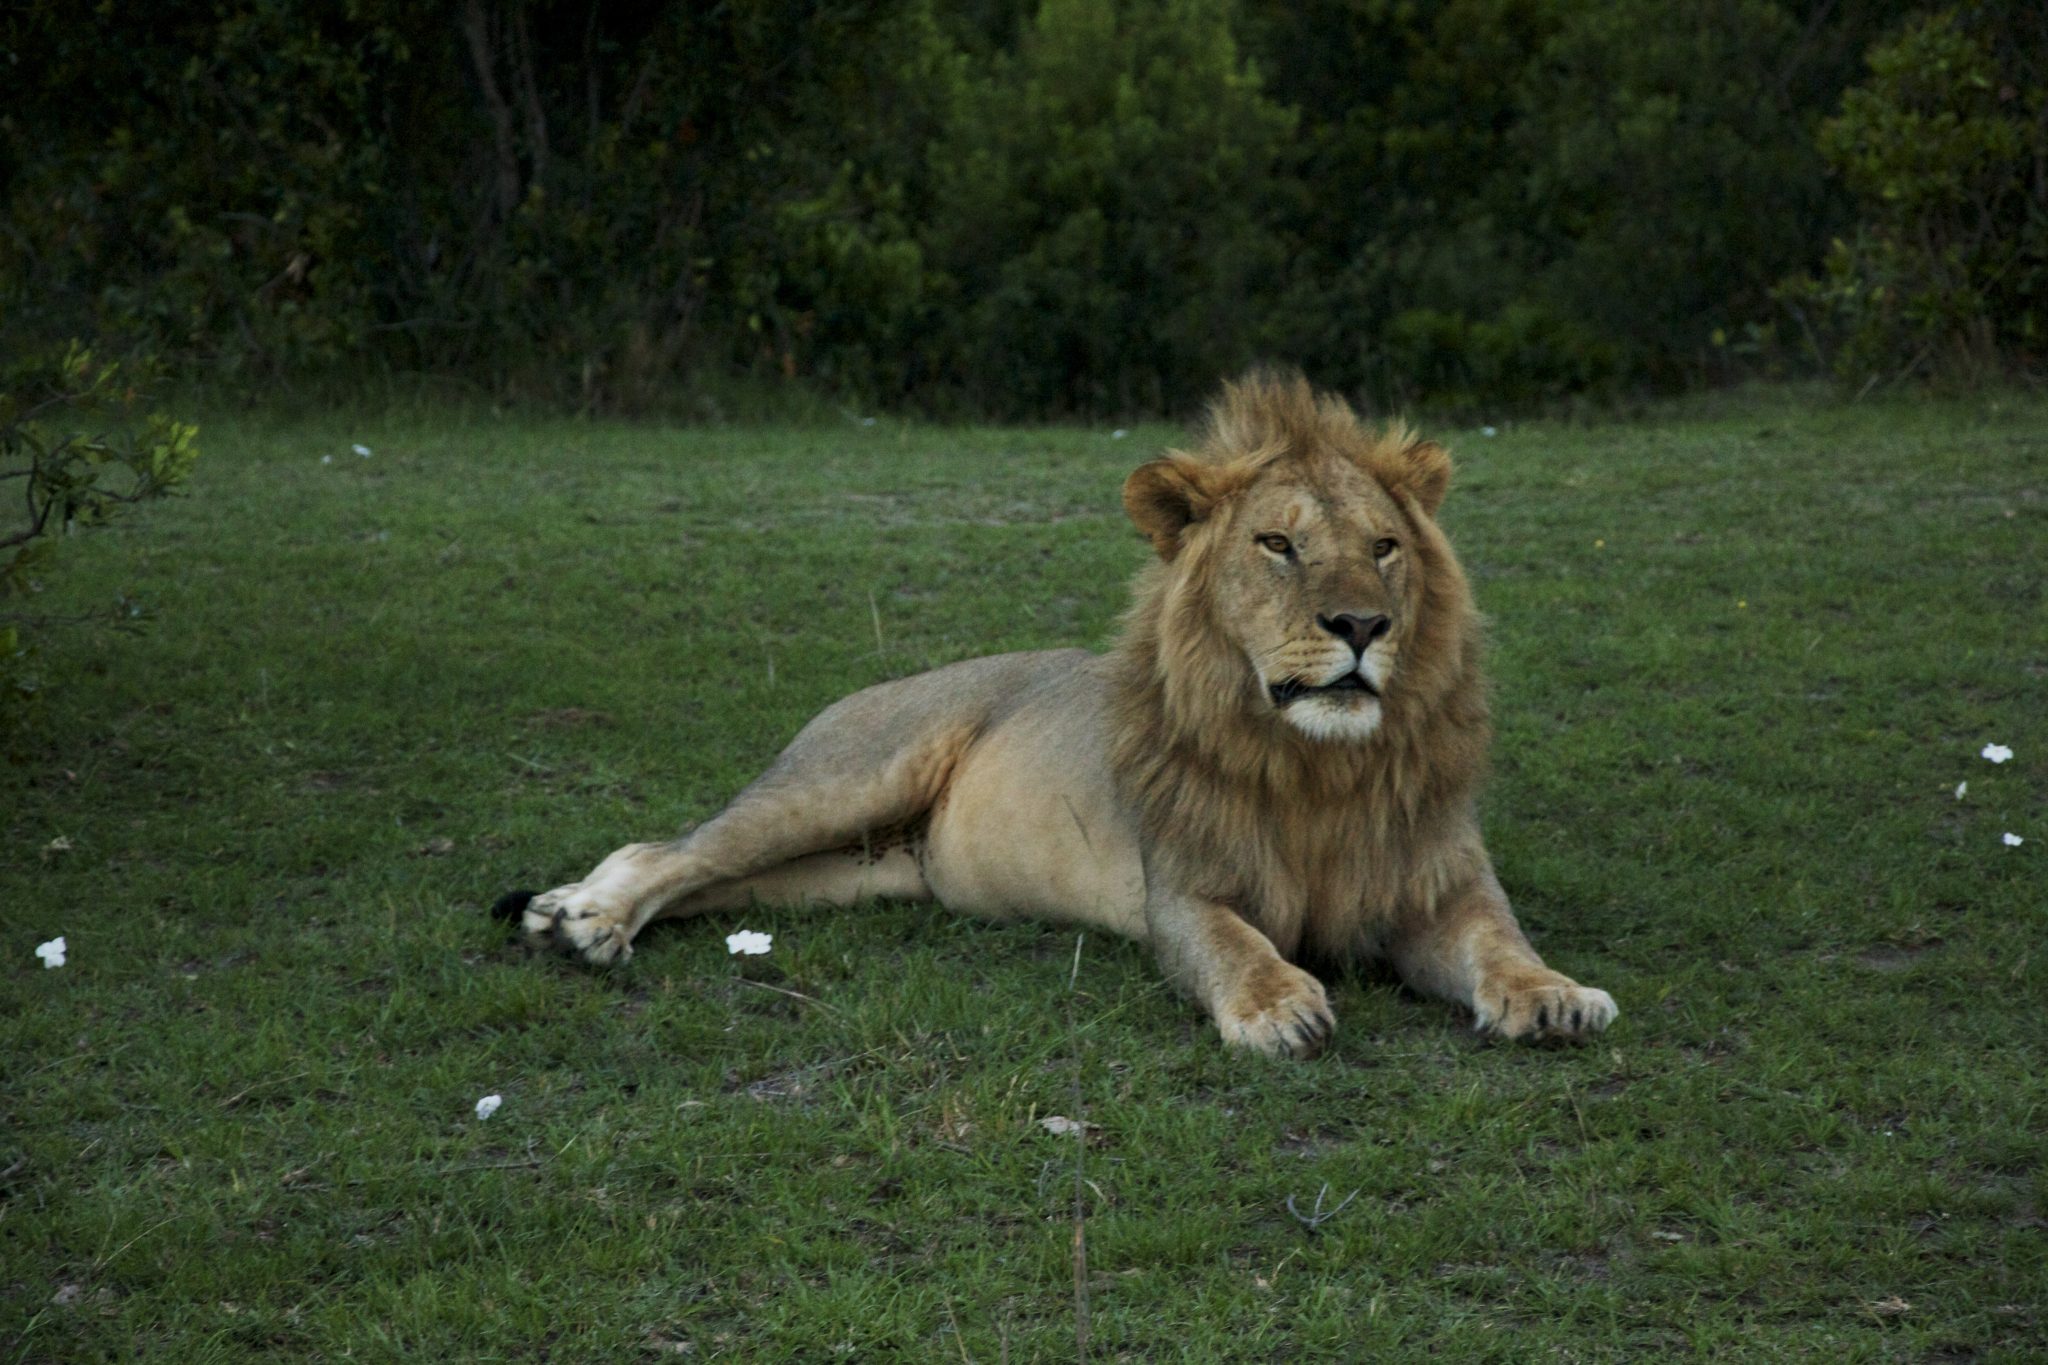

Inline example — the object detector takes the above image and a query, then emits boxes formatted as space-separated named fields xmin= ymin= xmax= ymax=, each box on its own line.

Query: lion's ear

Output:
xmin=1122 ymin=456 xmax=1222 ymax=561
xmin=1399 ymin=438 xmax=1452 ymax=517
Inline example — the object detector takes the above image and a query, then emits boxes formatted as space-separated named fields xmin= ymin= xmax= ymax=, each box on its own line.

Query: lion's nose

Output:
xmin=1318 ymin=612 xmax=1391 ymax=657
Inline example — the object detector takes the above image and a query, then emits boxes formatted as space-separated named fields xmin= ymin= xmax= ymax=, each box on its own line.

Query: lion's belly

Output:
xmin=920 ymin=668 xmax=1148 ymax=939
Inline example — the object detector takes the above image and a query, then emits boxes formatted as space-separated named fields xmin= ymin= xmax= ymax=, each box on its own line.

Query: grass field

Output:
xmin=3 ymin=387 xmax=2044 ymax=1361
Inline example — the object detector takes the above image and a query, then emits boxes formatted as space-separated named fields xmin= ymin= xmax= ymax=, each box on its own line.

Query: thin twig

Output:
xmin=732 ymin=976 xmax=843 ymax=1016
xmin=219 ymin=1069 xmax=313 ymax=1110
xmin=93 ymin=1215 xmax=178 ymax=1272
xmin=942 ymin=1297 xmax=973 ymax=1364
xmin=1285 ymin=1182 xmax=1361 ymax=1235
xmin=437 ymin=1158 xmax=546 ymax=1176
xmin=1069 ymin=931 xmax=1089 ymax=1362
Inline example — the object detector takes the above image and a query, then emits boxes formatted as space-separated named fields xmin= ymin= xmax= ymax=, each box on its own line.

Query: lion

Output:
xmin=494 ymin=372 xmax=1616 ymax=1057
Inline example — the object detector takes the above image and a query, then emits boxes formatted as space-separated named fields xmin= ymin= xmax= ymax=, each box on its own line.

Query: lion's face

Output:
xmin=1202 ymin=459 xmax=1415 ymax=742
xmin=1122 ymin=384 xmax=1454 ymax=745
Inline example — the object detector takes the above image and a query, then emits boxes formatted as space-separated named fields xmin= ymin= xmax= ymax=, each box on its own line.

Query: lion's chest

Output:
xmin=1230 ymin=803 xmax=1432 ymax=959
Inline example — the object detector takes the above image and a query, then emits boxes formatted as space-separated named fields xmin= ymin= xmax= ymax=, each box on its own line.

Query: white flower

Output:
xmin=474 ymin=1093 xmax=502 ymax=1120
xmin=320 ymin=454 xmax=333 ymax=465
xmin=1481 ymin=426 xmax=1499 ymax=437
xmin=1040 ymin=1115 xmax=1098 ymax=1137
xmin=1111 ymin=429 xmax=1128 ymax=440
xmin=1955 ymin=781 xmax=1967 ymax=800
xmin=725 ymin=930 xmax=773 ymax=956
xmin=1981 ymin=743 xmax=2013 ymax=764
xmin=35 ymin=936 xmax=66 ymax=969
xmin=352 ymin=444 xmax=372 ymax=457
xmin=2004 ymin=832 xmax=2024 ymax=848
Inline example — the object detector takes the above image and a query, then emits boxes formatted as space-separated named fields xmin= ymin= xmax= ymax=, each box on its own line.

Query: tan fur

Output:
xmin=511 ymin=372 xmax=1615 ymax=1056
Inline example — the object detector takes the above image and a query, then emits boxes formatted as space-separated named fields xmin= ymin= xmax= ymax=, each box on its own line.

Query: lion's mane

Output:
xmin=1106 ymin=374 xmax=1493 ymax=962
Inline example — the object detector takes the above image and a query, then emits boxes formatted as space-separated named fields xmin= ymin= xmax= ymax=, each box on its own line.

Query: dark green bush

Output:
xmin=919 ymin=0 xmax=1297 ymax=416
xmin=1776 ymin=6 xmax=2047 ymax=388
xmin=2 ymin=0 xmax=2035 ymax=415
xmin=0 ymin=1 xmax=944 ymax=409
xmin=1508 ymin=0 xmax=1836 ymax=386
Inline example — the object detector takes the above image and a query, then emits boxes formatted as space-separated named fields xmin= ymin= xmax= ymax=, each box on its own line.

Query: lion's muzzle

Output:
xmin=1268 ymin=672 xmax=1380 ymax=707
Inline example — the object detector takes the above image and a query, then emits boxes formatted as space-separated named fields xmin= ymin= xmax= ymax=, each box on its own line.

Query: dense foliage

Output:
xmin=1776 ymin=3 xmax=2048 ymax=389
xmin=2 ymin=0 xmax=2039 ymax=415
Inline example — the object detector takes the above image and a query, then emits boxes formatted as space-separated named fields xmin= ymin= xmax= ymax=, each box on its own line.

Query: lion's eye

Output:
xmin=1256 ymin=533 xmax=1294 ymax=557
xmin=1373 ymin=537 xmax=1399 ymax=559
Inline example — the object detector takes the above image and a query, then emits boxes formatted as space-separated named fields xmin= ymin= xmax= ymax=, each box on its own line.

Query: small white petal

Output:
xmin=725 ymin=930 xmax=773 ymax=956
xmin=2004 ymin=832 xmax=2024 ymax=847
xmin=352 ymin=444 xmax=372 ymax=457
xmin=474 ymin=1093 xmax=502 ymax=1120
xmin=1981 ymin=743 xmax=2013 ymax=764
xmin=1481 ymin=425 xmax=1499 ymax=437
xmin=35 ymin=936 xmax=66 ymax=969
xmin=320 ymin=455 xmax=333 ymax=465
xmin=1954 ymin=781 xmax=1967 ymax=800
xmin=1110 ymin=429 xmax=1128 ymax=439
xmin=1040 ymin=1115 xmax=1097 ymax=1137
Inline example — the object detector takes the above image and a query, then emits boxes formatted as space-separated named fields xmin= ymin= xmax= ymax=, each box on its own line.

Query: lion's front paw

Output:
xmin=517 ymin=884 xmax=635 ymax=966
xmin=1474 ymin=981 xmax=1616 ymax=1042
xmin=1216 ymin=962 xmax=1335 ymax=1059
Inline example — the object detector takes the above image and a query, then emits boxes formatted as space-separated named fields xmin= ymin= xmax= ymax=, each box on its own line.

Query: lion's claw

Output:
xmin=1219 ymin=965 xmax=1336 ymax=1059
xmin=1474 ymin=982 xmax=1615 ymax=1043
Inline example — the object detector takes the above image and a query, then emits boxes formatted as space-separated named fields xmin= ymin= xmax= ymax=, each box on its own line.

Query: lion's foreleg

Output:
xmin=1147 ymin=891 xmax=1335 ymax=1059
xmin=1388 ymin=871 xmax=1616 ymax=1042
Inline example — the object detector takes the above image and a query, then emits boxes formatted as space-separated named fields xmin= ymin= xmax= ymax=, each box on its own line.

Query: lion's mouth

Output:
xmin=1269 ymin=673 xmax=1381 ymax=707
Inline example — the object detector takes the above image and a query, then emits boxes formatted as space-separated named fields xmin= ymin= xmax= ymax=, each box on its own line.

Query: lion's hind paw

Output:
xmin=513 ymin=885 xmax=635 ymax=967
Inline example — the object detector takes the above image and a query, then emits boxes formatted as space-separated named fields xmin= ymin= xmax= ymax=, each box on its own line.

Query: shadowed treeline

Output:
xmin=4 ymin=0 xmax=2042 ymax=415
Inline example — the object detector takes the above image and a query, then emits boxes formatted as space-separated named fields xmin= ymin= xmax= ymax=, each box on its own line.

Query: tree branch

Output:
xmin=511 ymin=6 xmax=550 ymax=194
xmin=461 ymin=0 xmax=522 ymax=220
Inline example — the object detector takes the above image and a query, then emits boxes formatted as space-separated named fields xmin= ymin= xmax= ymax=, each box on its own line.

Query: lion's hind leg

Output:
xmin=676 ymin=842 xmax=932 ymax=916
xmin=504 ymin=837 xmax=932 ymax=965
xmin=506 ymin=658 xmax=1036 ymax=965
xmin=514 ymin=776 xmax=946 ymax=966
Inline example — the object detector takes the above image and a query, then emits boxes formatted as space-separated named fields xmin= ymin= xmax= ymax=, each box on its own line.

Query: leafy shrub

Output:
xmin=1776 ymin=7 xmax=2047 ymax=387
xmin=1243 ymin=0 xmax=1885 ymax=409
xmin=1 ymin=348 xmax=199 ymax=740
xmin=1507 ymin=0 xmax=1835 ymax=386
xmin=1381 ymin=304 xmax=1620 ymax=413
xmin=920 ymin=0 xmax=1298 ymax=416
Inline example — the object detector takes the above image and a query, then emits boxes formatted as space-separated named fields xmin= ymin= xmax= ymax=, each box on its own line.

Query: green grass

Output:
xmin=4 ymin=388 xmax=2044 ymax=1362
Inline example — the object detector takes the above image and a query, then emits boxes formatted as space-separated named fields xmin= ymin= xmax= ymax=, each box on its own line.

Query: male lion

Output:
xmin=496 ymin=373 xmax=1615 ymax=1057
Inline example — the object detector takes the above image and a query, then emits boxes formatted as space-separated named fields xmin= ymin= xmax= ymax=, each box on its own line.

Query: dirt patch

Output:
xmin=1856 ymin=942 xmax=1937 ymax=973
